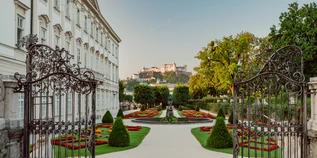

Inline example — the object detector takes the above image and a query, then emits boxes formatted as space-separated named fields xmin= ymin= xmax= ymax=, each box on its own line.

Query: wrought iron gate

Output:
xmin=14 ymin=35 xmax=97 ymax=158
xmin=233 ymin=46 xmax=308 ymax=158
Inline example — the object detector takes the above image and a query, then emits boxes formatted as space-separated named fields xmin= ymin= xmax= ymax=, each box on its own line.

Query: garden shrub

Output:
xmin=178 ymin=105 xmax=182 ymax=111
xmin=217 ymin=108 xmax=225 ymax=119
xmin=228 ymin=111 xmax=237 ymax=124
xmin=202 ymin=96 xmax=215 ymax=103
xmin=102 ymin=111 xmax=114 ymax=123
xmin=116 ymin=108 xmax=124 ymax=118
xmin=172 ymin=85 xmax=190 ymax=105
xmin=140 ymin=105 xmax=146 ymax=111
xmin=207 ymin=117 xmax=233 ymax=148
xmin=157 ymin=106 xmax=162 ymax=111
xmin=161 ymin=116 xmax=178 ymax=122
xmin=195 ymin=105 xmax=200 ymax=111
xmin=109 ymin=117 xmax=130 ymax=147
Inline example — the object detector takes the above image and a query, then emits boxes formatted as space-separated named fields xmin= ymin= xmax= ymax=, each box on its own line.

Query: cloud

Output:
xmin=149 ymin=13 xmax=183 ymax=32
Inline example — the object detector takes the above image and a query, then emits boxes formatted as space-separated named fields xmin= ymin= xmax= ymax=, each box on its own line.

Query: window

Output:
xmin=55 ymin=96 xmax=60 ymax=116
xmin=18 ymin=93 xmax=24 ymax=119
xmin=101 ymin=33 xmax=103 ymax=44
xmin=84 ymin=16 xmax=87 ymax=31
xmin=42 ymin=94 xmax=47 ymax=118
xmin=55 ymin=35 xmax=60 ymax=47
xmin=112 ymin=44 xmax=114 ymax=55
xmin=96 ymin=27 xmax=98 ymax=40
xmin=90 ymin=53 xmax=93 ymax=69
xmin=84 ymin=51 xmax=87 ymax=67
xmin=65 ymin=33 xmax=71 ymax=51
xmin=97 ymin=93 xmax=100 ymax=110
xmin=102 ymin=92 xmax=105 ymax=109
xmin=115 ymin=47 xmax=118 ymax=58
xmin=76 ymin=8 xmax=80 ymax=26
xmin=91 ymin=22 xmax=94 ymax=36
xmin=66 ymin=0 xmax=70 ymax=18
xmin=40 ymin=27 xmax=47 ymax=44
xmin=54 ymin=0 xmax=59 ymax=10
xmin=17 ymin=15 xmax=24 ymax=47
xmin=96 ymin=56 xmax=98 ymax=71
xmin=77 ymin=48 xmax=80 ymax=63
xmin=67 ymin=93 xmax=72 ymax=114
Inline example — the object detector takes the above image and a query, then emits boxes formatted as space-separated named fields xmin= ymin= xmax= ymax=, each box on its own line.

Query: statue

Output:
xmin=166 ymin=96 xmax=174 ymax=117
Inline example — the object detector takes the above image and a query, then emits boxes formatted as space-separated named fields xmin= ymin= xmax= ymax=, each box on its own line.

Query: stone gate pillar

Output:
xmin=308 ymin=77 xmax=317 ymax=158
xmin=0 ymin=75 xmax=23 ymax=158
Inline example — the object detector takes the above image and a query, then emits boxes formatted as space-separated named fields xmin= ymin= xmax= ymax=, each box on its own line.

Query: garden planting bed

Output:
xmin=49 ymin=123 xmax=149 ymax=156
xmin=193 ymin=126 xmax=282 ymax=157
xmin=180 ymin=110 xmax=216 ymax=119
xmin=132 ymin=117 xmax=213 ymax=124
xmin=124 ymin=110 xmax=162 ymax=118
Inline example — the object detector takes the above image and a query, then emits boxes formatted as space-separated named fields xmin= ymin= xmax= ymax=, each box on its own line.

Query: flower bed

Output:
xmin=51 ymin=124 xmax=143 ymax=150
xmin=181 ymin=110 xmax=216 ymax=119
xmin=239 ymin=141 xmax=279 ymax=151
xmin=124 ymin=110 xmax=160 ymax=118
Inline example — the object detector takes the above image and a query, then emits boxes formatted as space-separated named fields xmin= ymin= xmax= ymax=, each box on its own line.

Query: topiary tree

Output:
xmin=116 ymin=108 xmax=124 ymax=118
xmin=207 ymin=117 xmax=233 ymax=148
xmin=133 ymin=85 xmax=155 ymax=108
xmin=102 ymin=111 xmax=114 ymax=123
xmin=157 ymin=106 xmax=162 ymax=111
xmin=140 ymin=105 xmax=146 ymax=111
xmin=217 ymin=108 xmax=225 ymax=119
xmin=178 ymin=105 xmax=182 ymax=111
xmin=228 ymin=111 xmax=233 ymax=124
xmin=195 ymin=105 xmax=200 ymax=111
xmin=172 ymin=85 xmax=190 ymax=106
xmin=109 ymin=117 xmax=130 ymax=147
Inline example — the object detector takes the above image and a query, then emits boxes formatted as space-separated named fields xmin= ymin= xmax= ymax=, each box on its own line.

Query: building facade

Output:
xmin=0 ymin=0 xmax=121 ymax=121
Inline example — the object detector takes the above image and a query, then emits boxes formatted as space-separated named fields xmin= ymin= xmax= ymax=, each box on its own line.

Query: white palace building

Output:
xmin=0 ymin=0 xmax=121 ymax=122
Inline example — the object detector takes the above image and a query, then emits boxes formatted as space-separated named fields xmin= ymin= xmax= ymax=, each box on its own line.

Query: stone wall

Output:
xmin=0 ymin=75 xmax=23 ymax=158
xmin=308 ymin=77 xmax=317 ymax=158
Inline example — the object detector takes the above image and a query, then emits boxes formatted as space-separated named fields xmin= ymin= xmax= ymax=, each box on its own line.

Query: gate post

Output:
xmin=0 ymin=75 xmax=23 ymax=158
xmin=308 ymin=77 xmax=317 ymax=158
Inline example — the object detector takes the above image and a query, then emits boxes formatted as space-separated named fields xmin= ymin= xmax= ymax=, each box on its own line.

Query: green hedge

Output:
xmin=109 ymin=117 xmax=130 ymax=147
xmin=207 ymin=117 xmax=233 ymax=148
xmin=172 ymin=85 xmax=190 ymax=105
xmin=102 ymin=111 xmax=114 ymax=123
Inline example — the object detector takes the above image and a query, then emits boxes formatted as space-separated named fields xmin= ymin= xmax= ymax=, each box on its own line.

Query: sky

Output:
xmin=98 ymin=0 xmax=315 ymax=79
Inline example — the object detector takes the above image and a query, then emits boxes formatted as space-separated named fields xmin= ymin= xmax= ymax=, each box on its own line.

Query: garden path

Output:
xmin=96 ymin=110 xmax=232 ymax=158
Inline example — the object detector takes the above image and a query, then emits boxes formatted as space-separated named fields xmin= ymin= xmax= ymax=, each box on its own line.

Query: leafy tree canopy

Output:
xmin=269 ymin=2 xmax=317 ymax=79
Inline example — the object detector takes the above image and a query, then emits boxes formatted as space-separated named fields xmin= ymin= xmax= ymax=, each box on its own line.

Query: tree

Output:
xmin=119 ymin=80 xmax=125 ymax=102
xmin=102 ymin=111 xmax=114 ymax=123
xmin=188 ymin=73 xmax=216 ymax=99
xmin=269 ymin=2 xmax=317 ymax=79
xmin=153 ymin=85 xmax=170 ymax=107
xmin=123 ymin=94 xmax=133 ymax=102
xmin=217 ymin=108 xmax=226 ymax=119
xmin=172 ymin=85 xmax=190 ymax=106
xmin=125 ymin=79 xmax=140 ymax=91
xmin=207 ymin=117 xmax=233 ymax=148
xmin=194 ymin=32 xmax=266 ymax=95
xmin=116 ymin=108 xmax=124 ymax=118
xmin=109 ymin=117 xmax=130 ymax=147
xmin=133 ymin=85 xmax=155 ymax=108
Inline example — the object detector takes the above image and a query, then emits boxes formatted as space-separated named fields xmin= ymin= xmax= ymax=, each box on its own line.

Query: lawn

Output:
xmin=177 ymin=111 xmax=186 ymax=118
xmin=52 ymin=126 xmax=150 ymax=157
xmin=153 ymin=111 xmax=163 ymax=118
xmin=191 ymin=127 xmax=282 ymax=157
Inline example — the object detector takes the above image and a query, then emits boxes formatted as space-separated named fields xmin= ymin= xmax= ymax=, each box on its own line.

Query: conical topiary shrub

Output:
xmin=116 ymin=108 xmax=124 ymax=118
xmin=102 ymin=111 xmax=114 ymax=123
xmin=178 ymin=105 xmax=182 ymax=111
xmin=217 ymin=108 xmax=225 ymax=118
xmin=207 ymin=117 xmax=233 ymax=148
xmin=109 ymin=117 xmax=130 ymax=147
xmin=228 ymin=111 xmax=237 ymax=124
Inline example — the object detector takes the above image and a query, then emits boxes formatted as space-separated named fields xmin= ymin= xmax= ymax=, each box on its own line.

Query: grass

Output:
xmin=53 ymin=126 xmax=150 ymax=158
xmin=191 ymin=127 xmax=282 ymax=158
xmin=153 ymin=111 xmax=163 ymax=118
xmin=177 ymin=111 xmax=186 ymax=118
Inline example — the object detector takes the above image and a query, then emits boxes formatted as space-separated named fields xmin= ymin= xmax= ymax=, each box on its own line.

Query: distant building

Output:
xmin=132 ymin=63 xmax=191 ymax=81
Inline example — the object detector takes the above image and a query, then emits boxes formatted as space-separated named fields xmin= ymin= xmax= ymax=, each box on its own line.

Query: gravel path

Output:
xmin=96 ymin=110 xmax=232 ymax=158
